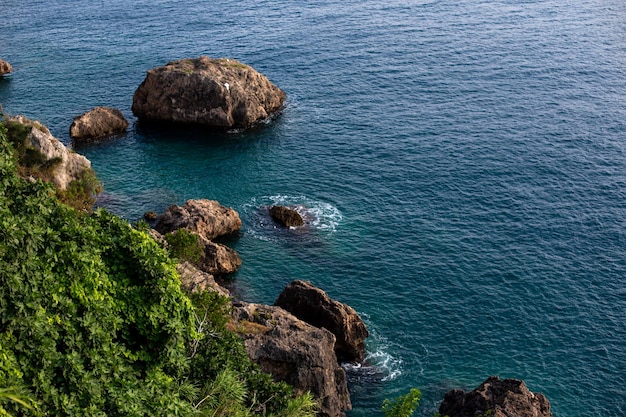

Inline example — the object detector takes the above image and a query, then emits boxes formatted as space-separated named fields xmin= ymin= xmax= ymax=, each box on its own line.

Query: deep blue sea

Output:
xmin=1 ymin=0 xmax=625 ymax=415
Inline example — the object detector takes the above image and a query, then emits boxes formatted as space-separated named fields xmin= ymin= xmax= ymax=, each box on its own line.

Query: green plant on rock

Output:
xmin=165 ymin=229 xmax=203 ymax=263
xmin=382 ymin=388 xmax=422 ymax=417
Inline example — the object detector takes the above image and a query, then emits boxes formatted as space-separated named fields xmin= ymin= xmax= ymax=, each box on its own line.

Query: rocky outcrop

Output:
xmin=275 ymin=280 xmax=369 ymax=363
xmin=439 ymin=376 xmax=553 ymax=417
xmin=70 ymin=107 xmax=129 ymax=140
xmin=8 ymin=115 xmax=92 ymax=190
xmin=132 ymin=56 xmax=286 ymax=129
xmin=0 ymin=59 xmax=12 ymax=76
xmin=176 ymin=261 xmax=229 ymax=296
xmin=155 ymin=199 xmax=242 ymax=241
xmin=232 ymin=302 xmax=351 ymax=417
xmin=196 ymin=235 xmax=242 ymax=276
xmin=269 ymin=205 xmax=304 ymax=227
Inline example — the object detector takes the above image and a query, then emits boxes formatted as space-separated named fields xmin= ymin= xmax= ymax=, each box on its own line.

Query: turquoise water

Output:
xmin=1 ymin=0 xmax=626 ymax=415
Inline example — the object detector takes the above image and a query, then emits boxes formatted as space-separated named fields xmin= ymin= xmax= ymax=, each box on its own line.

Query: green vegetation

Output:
xmin=382 ymin=388 xmax=422 ymax=417
xmin=165 ymin=229 xmax=203 ymax=263
xmin=0 ymin=120 xmax=316 ymax=416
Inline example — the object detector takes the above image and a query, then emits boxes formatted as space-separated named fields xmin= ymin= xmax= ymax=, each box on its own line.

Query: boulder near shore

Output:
xmin=132 ymin=56 xmax=286 ymax=129
xmin=0 ymin=58 xmax=12 ymax=76
xmin=70 ymin=107 xmax=128 ymax=141
xmin=439 ymin=376 xmax=553 ymax=417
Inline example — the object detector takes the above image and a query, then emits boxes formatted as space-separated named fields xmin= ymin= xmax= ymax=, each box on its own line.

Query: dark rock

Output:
xmin=155 ymin=199 xmax=242 ymax=241
xmin=132 ymin=56 xmax=286 ymax=129
xmin=0 ymin=59 xmax=12 ymax=76
xmin=439 ymin=376 xmax=553 ymax=417
xmin=70 ymin=107 xmax=129 ymax=140
xmin=233 ymin=302 xmax=351 ymax=417
xmin=143 ymin=211 xmax=158 ymax=221
xmin=275 ymin=280 xmax=369 ymax=363
xmin=269 ymin=205 xmax=305 ymax=227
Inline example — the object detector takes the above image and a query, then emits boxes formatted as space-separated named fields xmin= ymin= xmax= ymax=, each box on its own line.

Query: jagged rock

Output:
xmin=132 ymin=56 xmax=286 ymax=129
xmin=70 ymin=107 xmax=129 ymax=140
xmin=233 ymin=302 xmax=351 ymax=417
xmin=8 ymin=115 xmax=92 ymax=190
xmin=176 ymin=261 xmax=229 ymax=296
xmin=0 ymin=59 xmax=12 ymax=76
xmin=275 ymin=280 xmax=369 ymax=363
xmin=269 ymin=205 xmax=304 ymax=227
xmin=439 ymin=376 xmax=553 ymax=417
xmin=197 ymin=235 xmax=242 ymax=276
xmin=155 ymin=199 xmax=242 ymax=241
xmin=143 ymin=211 xmax=158 ymax=221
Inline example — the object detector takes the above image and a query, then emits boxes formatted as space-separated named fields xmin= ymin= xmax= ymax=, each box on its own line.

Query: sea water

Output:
xmin=1 ymin=0 xmax=625 ymax=415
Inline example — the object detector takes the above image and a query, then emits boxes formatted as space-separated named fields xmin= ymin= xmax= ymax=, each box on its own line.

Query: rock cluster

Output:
xmin=155 ymin=199 xmax=242 ymax=276
xmin=269 ymin=205 xmax=305 ymax=227
xmin=275 ymin=280 xmax=369 ymax=363
xmin=132 ymin=56 xmax=286 ymax=129
xmin=0 ymin=58 xmax=12 ymax=76
xmin=439 ymin=376 xmax=553 ymax=417
xmin=8 ymin=115 xmax=92 ymax=190
xmin=232 ymin=302 xmax=351 ymax=417
xmin=70 ymin=107 xmax=128 ymax=141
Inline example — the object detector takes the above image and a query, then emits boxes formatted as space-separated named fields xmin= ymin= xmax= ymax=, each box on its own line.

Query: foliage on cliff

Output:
xmin=0 ymin=120 xmax=315 ymax=417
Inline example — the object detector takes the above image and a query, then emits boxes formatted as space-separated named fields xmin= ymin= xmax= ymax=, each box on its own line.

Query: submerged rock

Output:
xmin=155 ymin=199 xmax=242 ymax=241
xmin=438 ymin=376 xmax=553 ymax=417
xmin=275 ymin=280 xmax=369 ymax=363
xmin=70 ymin=106 xmax=129 ymax=140
xmin=132 ymin=56 xmax=286 ymax=129
xmin=269 ymin=205 xmax=305 ymax=227
xmin=233 ymin=302 xmax=351 ymax=417
xmin=8 ymin=115 xmax=92 ymax=191
xmin=0 ymin=58 xmax=12 ymax=76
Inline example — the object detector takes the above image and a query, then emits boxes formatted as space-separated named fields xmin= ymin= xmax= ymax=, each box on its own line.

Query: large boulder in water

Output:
xmin=196 ymin=235 xmax=242 ymax=276
xmin=438 ymin=376 xmax=553 ymax=417
xmin=0 ymin=59 xmax=12 ymax=76
xmin=155 ymin=199 xmax=242 ymax=241
xmin=233 ymin=302 xmax=351 ymax=417
xmin=70 ymin=107 xmax=129 ymax=141
xmin=132 ymin=56 xmax=286 ymax=129
xmin=275 ymin=280 xmax=369 ymax=363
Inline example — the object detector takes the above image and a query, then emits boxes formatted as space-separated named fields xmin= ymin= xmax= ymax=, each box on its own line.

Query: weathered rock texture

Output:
xmin=9 ymin=115 xmax=92 ymax=190
xmin=196 ymin=235 xmax=242 ymax=276
xmin=275 ymin=280 xmax=369 ymax=363
xmin=70 ymin=107 xmax=129 ymax=140
xmin=269 ymin=205 xmax=304 ymax=227
xmin=155 ymin=199 xmax=242 ymax=241
xmin=0 ymin=59 xmax=12 ymax=76
xmin=439 ymin=376 xmax=553 ymax=417
xmin=233 ymin=302 xmax=351 ymax=417
xmin=132 ymin=56 xmax=286 ymax=128
xmin=176 ymin=261 xmax=229 ymax=296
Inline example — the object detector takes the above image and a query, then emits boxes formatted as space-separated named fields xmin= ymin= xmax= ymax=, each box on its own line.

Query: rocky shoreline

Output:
xmin=0 ymin=56 xmax=554 ymax=417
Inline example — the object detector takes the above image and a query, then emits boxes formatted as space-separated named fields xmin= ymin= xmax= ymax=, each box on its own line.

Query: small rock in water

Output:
xmin=269 ymin=205 xmax=305 ymax=227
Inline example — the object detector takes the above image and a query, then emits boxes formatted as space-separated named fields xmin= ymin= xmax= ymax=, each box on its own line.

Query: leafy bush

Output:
xmin=165 ymin=229 xmax=203 ymax=263
xmin=382 ymin=388 xmax=422 ymax=417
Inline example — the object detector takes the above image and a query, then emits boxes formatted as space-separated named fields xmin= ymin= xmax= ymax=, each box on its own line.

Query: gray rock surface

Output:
xmin=132 ymin=56 xmax=286 ymax=128
xmin=275 ymin=280 xmax=369 ymax=363
xmin=439 ymin=376 xmax=553 ymax=417
xmin=8 ymin=115 xmax=92 ymax=190
xmin=70 ymin=107 xmax=129 ymax=140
